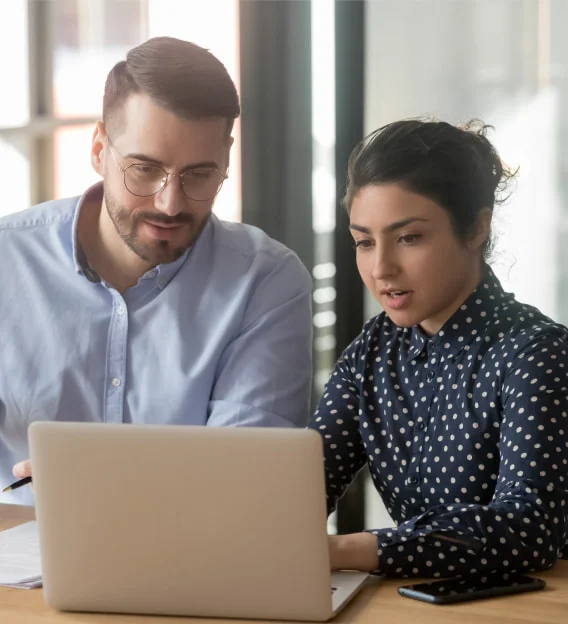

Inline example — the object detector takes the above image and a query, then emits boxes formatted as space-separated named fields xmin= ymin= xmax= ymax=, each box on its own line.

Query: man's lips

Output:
xmin=144 ymin=221 xmax=184 ymax=229
xmin=142 ymin=220 xmax=189 ymax=241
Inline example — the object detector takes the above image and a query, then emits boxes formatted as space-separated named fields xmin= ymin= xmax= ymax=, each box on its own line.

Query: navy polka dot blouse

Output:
xmin=309 ymin=267 xmax=568 ymax=578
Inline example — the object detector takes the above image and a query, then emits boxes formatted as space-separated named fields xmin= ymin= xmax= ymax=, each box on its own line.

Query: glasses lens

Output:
xmin=181 ymin=169 xmax=225 ymax=200
xmin=124 ymin=164 xmax=167 ymax=197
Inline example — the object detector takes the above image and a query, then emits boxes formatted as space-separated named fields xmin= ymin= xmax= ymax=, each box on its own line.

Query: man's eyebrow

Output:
xmin=179 ymin=161 xmax=221 ymax=173
xmin=122 ymin=152 xmax=221 ymax=171
xmin=350 ymin=217 xmax=429 ymax=235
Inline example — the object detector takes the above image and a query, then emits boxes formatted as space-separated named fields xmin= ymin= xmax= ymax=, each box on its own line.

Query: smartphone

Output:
xmin=398 ymin=573 xmax=546 ymax=604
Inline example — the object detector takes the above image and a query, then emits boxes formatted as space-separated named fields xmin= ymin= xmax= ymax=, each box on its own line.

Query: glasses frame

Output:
xmin=106 ymin=137 xmax=228 ymax=201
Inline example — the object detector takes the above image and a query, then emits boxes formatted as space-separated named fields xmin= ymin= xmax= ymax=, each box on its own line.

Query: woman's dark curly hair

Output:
xmin=344 ymin=118 xmax=517 ymax=261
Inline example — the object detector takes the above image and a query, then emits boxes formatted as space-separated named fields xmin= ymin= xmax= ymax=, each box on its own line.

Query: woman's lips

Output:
xmin=381 ymin=290 xmax=413 ymax=310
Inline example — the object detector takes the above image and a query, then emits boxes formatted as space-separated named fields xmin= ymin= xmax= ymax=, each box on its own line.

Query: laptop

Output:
xmin=29 ymin=422 xmax=369 ymax=621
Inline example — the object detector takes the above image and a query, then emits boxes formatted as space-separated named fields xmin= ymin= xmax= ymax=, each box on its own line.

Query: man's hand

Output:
xmin=328 ymin=532 xmax=379 ymax=572
xmin=13 ymin=459 xmax=32 ymax=480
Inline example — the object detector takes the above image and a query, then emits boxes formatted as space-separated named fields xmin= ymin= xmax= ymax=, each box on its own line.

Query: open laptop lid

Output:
xmin=29 ymin=422 xmax=337 ymax=621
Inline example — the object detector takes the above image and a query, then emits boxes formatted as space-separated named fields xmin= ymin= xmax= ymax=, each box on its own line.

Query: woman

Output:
xmin=309 ymin=119 xmax=568 ymax=578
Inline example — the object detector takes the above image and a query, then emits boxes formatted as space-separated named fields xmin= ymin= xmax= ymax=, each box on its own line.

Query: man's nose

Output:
xmin=153 ymin=175 xmax=184 ymax=216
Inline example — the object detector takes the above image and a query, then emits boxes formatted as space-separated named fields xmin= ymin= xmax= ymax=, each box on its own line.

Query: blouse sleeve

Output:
xmin=308 ymin=327 xmax=370 ymax=515
xmin=368 ymin=331 xmax=568 ymax=578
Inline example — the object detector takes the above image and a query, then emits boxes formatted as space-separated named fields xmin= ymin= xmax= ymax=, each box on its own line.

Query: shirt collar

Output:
xmin=142 ymin=244 xmax=192 ymax=289
xmin=71 ymin=181 xmax=199 ymax=289
xmin=406 ymin=266 xmax=513 ymax=361
xmin=153 ymin=217 xmax=214 ymax=288
xmin=407 ymin=325 xmax=428 ymax=360
xmin=72 ymin=182 xmax=103 ymax=282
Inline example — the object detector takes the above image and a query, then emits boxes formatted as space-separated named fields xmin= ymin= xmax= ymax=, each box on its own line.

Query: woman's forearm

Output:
xmin=328 ymin=533 xmax=379 ymax=572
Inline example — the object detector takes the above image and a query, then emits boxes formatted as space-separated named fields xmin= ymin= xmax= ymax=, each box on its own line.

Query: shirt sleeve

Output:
xmin=370 ymin=331 xmax=568 ymax=578
xmin=207 ymin=249 xmax=313 ymax=428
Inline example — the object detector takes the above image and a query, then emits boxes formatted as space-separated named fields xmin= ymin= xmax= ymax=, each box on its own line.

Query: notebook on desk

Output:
xmin=28 ymin=422 xmax=369 ymax=621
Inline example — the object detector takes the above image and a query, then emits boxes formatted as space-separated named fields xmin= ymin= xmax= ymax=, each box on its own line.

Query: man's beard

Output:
xmin=104 ymin=190 xmax=192 ymax=265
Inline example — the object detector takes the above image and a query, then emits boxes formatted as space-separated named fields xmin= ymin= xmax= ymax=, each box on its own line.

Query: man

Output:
xmin=0 ymin=37 xmax=312 ymax=504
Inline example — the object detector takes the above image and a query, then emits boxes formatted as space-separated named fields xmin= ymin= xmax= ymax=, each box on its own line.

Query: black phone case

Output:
xmin=398 ymin=576 xmax=546 ymax=604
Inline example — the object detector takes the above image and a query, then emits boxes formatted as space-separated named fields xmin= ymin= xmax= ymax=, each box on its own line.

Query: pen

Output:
xmin=2 ymin=476 xmax=32 ymax=493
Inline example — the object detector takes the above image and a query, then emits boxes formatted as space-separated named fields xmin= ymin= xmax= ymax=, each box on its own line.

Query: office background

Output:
xmin=1 ymin=0 xmax=567 ymax=533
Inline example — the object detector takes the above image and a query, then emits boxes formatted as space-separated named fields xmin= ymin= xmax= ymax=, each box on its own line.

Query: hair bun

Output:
xmin=460 ymin=119 xmax=516 ymax=206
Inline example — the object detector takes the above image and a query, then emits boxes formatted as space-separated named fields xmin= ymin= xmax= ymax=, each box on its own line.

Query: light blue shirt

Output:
xmin=0 ymin=183 xmax=313 ymax=504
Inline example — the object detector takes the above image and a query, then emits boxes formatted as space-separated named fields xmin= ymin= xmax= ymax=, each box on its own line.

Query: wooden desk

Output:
xmin=1 ymin=504 xmax=567 ymax=623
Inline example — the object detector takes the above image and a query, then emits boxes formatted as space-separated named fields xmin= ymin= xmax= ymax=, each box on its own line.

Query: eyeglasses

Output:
xmin=106 ymin=138 xmax=228 ymax=201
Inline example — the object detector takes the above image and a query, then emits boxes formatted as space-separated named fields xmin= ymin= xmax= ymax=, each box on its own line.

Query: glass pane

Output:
xmin=0 ymin=135 xmax=30 ymax=215
xmin=54 ymin=124 xmax=100 ymax=199
xmin=147 ymin=0 xmax=241 ymax=222
xmin=0 ymin=2 xmax=29 ymax=127
xmin=364 ymin=0 xmax=568 ymax=325
xmin=53 ymin=0 xmax=147 ymax=118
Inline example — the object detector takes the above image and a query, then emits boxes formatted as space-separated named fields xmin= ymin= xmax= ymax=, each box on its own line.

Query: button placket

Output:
xmin=105 ymin=294 xmax=129 ymax=423
xmin=409 ymin=350 xmax=440 ymax=490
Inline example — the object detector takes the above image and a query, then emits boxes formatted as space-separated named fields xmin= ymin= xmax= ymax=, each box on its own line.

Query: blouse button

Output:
xmin=408 ymin=475 xmax=419 ymax=485
xmin=417 ymin=422 xmax=426 ymax=431
xmin=427 ymin=370 xmax=435 ymax=382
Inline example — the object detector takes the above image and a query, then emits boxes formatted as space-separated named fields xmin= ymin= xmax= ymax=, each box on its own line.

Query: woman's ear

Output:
xmin=467 ymin=207 xmax=492 ymax=251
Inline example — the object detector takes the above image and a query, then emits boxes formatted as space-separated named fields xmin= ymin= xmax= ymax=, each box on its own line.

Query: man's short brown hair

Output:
xmin=102 ymin=37 xmax=240 ymax=137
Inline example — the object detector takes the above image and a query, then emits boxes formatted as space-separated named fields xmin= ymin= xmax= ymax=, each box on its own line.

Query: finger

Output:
xmin=13 ymin=459 xmax=32 ymax=479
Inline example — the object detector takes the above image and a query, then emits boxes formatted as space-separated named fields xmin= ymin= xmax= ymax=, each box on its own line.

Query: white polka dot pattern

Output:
xmin=309 ymin=268 xmax=568 ymax=578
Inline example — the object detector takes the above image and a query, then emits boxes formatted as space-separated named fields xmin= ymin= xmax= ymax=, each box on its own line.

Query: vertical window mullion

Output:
xmin=28 ymin=0 xmax=55 ymax=204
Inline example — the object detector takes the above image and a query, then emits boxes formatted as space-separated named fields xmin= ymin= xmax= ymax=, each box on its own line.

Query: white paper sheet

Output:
xmin=0 ymin=521 xmax=42 ymax=589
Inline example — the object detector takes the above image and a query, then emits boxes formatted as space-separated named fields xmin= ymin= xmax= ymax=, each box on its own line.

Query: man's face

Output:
xmin=92 ymin=94 xmax=232 ymax=266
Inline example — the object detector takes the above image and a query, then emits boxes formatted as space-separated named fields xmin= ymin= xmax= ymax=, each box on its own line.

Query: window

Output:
xmin=0 ymin=1 xmax=30 ymax=215
xmin=0 ymin=0 xmax=240 ymax=221
xmin=365 ymin=0 xmax=568 ymax=324
xmin=53 ymin=0 xmax=146 ymax=119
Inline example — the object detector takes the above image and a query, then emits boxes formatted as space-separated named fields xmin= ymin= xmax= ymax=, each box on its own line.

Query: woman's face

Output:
xmin=349 ymin=183 xmax=489 ymax=335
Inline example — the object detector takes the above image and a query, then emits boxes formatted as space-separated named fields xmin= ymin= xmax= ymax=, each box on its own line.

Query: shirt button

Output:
xmin=147 ymin=269 xmax=158 ymax=279
xmin=417 ymin=422 xmax=426 ymax=431
xmin=111 ymin=378 xmax=121 ymax=387
xmin=408 ymin=476 xmax=419 ymax=485
xmin=427 ymin=370 xmax=435 ymax=382
xmin=116 ymin=305 xmax=125 ymax=316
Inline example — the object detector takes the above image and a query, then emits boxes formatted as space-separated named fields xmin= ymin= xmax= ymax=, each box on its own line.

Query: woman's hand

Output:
xmin=328 ymin=532 xmax=379 ymax=572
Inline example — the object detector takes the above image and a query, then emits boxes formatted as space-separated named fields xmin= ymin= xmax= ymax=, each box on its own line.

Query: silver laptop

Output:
xmin=29 ymin=422 xmax=369 ymax=621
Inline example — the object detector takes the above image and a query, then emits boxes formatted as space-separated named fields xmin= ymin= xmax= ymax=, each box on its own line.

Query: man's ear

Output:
xmin=467 ymin=207 xmax=493 ymax=252
xmin=91 ymin=121 xmax=107 ymax=177
xmin=224 ymin=135 xmax=234 ymax=173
